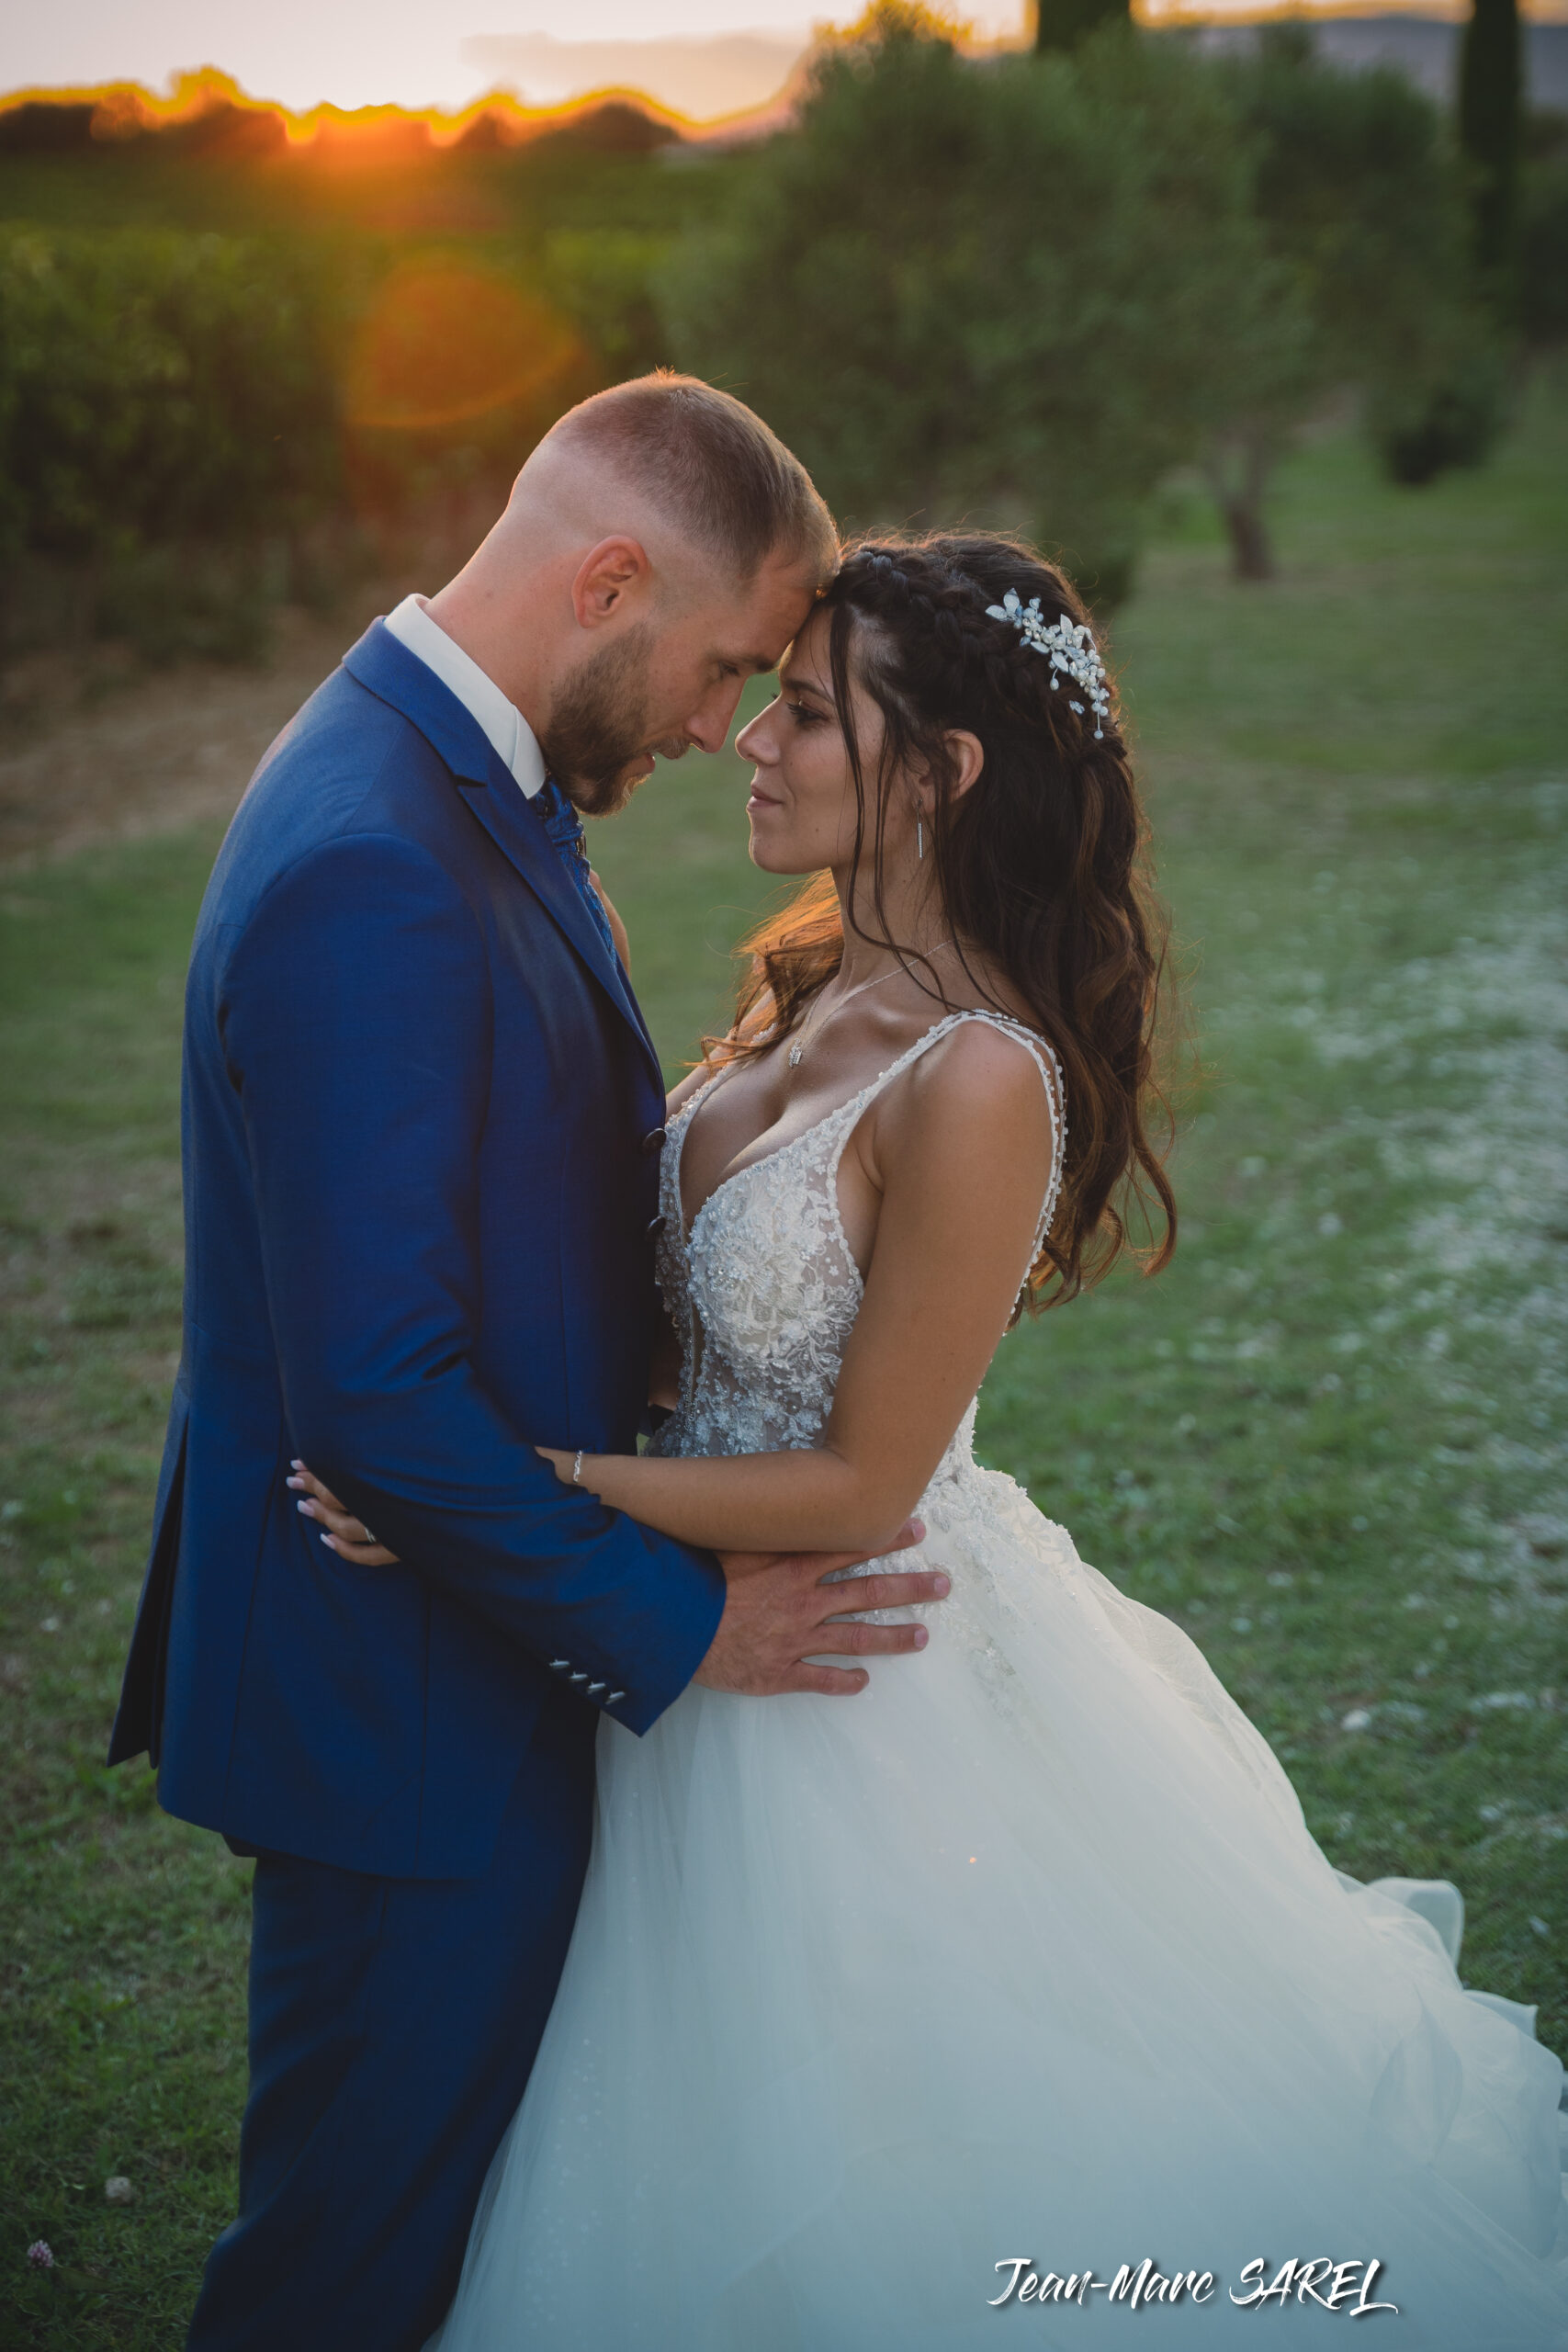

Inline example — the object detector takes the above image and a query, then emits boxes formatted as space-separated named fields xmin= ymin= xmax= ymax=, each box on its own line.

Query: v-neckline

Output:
xmin=672 ymin=1010 xmax=1005 ymax=1247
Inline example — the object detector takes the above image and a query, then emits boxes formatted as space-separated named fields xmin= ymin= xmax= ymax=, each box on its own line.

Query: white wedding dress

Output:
xmin=431 ymin=1012 xmax=1568 ymax=2350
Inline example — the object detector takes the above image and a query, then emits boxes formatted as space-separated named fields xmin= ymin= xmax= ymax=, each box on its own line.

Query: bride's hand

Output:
xmin=287 ymin=1462 xmax=400 ymax=1563
xmin=537 ymin=1446 xmax=597 ymax=1488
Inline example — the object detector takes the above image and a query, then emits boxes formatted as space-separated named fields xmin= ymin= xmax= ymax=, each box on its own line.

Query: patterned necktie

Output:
xmin=533 ymin=776 xmax=618 ymax=963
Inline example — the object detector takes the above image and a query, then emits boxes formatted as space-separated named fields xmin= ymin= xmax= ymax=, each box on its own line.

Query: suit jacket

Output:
xmin=108 ymin=619 xmax=727 ymax=1877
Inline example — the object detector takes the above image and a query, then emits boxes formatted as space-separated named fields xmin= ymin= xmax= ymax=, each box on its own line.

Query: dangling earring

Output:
xmin=917 ymin=817 xmax=925 ymax=862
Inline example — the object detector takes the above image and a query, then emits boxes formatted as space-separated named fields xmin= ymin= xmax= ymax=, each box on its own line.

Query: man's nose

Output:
xmin=686 ymin=677 xmax=746 ymax=755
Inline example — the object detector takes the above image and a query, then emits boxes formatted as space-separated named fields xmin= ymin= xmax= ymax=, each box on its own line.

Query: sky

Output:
xmin=3 ymin=2 xmax=1035 ymax=119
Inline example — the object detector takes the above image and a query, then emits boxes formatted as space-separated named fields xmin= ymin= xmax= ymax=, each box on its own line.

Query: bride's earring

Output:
xmin=917 ymin=817 xmax=925 ymax=862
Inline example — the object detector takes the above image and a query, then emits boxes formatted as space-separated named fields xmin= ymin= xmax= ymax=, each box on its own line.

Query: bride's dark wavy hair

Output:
xmin=716 ymin=531 xmax=1179 ymax=1308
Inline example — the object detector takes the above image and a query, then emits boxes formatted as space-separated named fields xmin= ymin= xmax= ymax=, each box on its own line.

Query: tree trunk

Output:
xmin=1220 ymin=493 xmax=1275 ymax=582
xmin=1460 ymin=0 xmax=1521 ymax=274
xmin=1204 ymin=428 xmax=1278 ymax=582
xmin=1034 ymin=0 xmax=1130 ymax=56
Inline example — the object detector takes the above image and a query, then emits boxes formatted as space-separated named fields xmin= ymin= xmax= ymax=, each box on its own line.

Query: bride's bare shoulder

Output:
xmin=874 ymin=1012 xmax=1059 ymax=1190
xmin=920 ymin=1012 xmax=1057 ymax=1111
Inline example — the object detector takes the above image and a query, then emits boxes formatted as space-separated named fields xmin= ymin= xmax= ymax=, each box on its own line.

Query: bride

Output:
xmin=300 ymin=535 xmax=1567 ymax=2346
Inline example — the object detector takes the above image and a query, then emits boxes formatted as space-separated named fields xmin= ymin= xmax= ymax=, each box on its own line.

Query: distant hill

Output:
xmin=1167 ymin=14 xmax=1568 ymax=108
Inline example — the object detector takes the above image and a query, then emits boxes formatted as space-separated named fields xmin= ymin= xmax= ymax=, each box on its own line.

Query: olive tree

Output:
xmin=660 ymin=3 xmax=1273 ymax=605
xmin=1206 ymin=28 xmax=1500 ymax=569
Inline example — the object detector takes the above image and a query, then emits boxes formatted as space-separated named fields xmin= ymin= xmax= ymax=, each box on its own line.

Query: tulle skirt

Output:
xmin=430 ymin=1465 xmax=1568 ymax=2350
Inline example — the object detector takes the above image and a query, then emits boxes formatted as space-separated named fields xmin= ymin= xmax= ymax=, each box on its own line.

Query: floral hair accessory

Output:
xmin=986 ymin=589 xmax=1110 ymax=739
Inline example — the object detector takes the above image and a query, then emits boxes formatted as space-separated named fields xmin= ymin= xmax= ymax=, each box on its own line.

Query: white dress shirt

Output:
xmin=383 ymin=594 xmax=547 ymax=801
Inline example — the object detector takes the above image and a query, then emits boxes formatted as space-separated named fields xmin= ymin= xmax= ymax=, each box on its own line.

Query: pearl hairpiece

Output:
xmin=986 ymin=589 xmax=1110 ymax=739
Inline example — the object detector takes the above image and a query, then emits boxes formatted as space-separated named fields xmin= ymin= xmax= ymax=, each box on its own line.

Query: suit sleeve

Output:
xmin=220 ymin=829 xmax=726 ymax=1735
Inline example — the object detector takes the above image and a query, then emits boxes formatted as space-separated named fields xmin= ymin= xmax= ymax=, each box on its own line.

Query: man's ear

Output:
xmin=572 ymin=537 xmax=652 ymax=629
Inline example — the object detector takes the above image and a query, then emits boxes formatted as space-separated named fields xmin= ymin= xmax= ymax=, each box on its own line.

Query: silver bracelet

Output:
xmin=571 ymin=1450 xmax=584 ymax=1486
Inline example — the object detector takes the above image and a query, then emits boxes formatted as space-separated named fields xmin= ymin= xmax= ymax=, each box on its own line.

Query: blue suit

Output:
xmin=109 ymin=620 xmax=727 ymax=2347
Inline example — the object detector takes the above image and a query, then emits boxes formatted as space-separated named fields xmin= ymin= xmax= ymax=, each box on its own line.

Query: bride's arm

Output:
xmin=552 ymin=1026 xmax=1055 ymax=1554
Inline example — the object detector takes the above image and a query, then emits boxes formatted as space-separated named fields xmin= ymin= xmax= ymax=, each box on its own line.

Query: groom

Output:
xmin=108 ymin=374 xmax=950 ymax=2350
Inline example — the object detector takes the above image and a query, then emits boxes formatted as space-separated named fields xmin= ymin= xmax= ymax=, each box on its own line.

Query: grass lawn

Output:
xmin=3 ymin=379 xmax=1565 ymax=2344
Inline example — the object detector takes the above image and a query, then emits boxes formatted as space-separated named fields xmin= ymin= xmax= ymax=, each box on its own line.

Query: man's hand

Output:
xmin=695 ymin=1520 xmax=948 ymax=1698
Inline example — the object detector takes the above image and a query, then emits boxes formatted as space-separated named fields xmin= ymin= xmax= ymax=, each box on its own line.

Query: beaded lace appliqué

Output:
xmin=649 ymin=1012 xmax=1066 ymax=1500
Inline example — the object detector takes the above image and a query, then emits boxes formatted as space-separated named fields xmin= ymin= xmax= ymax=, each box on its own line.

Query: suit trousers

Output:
xmin=186 ymin=1684 xmax=597 ymax=2351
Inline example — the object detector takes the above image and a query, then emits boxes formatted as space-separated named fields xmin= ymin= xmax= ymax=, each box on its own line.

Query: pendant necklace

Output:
xmin=787 ymin=942 xmax=954 ymax=1069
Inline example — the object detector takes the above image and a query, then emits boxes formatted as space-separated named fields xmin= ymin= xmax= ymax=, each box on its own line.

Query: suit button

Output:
xmin=641 ymin=1125 xmax=667 ymax=1156
xmin=646 ymin=1213 xmax=665 ymax=1237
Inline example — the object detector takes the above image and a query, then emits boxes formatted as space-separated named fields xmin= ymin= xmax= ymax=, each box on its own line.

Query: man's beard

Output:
xmin=540 ymin=623 xmax=687 ymax=817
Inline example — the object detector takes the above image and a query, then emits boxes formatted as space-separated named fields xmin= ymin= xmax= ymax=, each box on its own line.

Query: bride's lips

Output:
xmin=746 ymin=786 xmax=781 ymax=813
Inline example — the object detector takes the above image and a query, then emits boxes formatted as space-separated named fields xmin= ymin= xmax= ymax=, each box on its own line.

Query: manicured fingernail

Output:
xmin=286 ymin=1476 xmax=301 ymax=1488
xmin=290 ymin=1459 xmax=302 ymax=1469
xmin=933 ymin=1575 xmax=951 ymax=1597
xmin=914 ymin=1626 xmax=929 ymax=1647
xmin=908 ymin=1519 xmax=926 ymax=1542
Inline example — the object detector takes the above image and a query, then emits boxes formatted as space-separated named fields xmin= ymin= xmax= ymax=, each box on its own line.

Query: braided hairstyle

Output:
xmin=726 ymin=531 xmax=1178 ymax=1307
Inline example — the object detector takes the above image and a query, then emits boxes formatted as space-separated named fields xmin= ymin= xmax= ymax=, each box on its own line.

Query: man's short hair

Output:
xmin=548 ymin=373 xmax=838 ymax=587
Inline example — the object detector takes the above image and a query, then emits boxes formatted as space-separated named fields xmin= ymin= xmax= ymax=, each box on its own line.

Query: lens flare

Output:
xmin=344 ymin=261 xmax=583 ymax=435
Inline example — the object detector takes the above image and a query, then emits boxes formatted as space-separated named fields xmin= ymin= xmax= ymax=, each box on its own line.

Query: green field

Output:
xmin=3 ymin=382 xmax=1566 ymax=2344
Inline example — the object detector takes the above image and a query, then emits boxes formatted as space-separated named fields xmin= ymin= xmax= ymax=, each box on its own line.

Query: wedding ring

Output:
xmin=572 ymin=1450 xmax=585 ymax=1485
xmin=360 ymin=1523 xmax=378 ymax=1545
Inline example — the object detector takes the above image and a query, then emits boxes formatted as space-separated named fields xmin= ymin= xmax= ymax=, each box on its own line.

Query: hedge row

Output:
xmin=0 ymin=226 xmax=341 ymax=566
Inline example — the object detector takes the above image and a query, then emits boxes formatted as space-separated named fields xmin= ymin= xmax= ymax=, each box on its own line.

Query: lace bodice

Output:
xmin=649 ymin=1012 xmax=1065 ymax=1493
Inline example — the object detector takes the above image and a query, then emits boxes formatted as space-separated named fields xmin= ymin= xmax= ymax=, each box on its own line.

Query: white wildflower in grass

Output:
xmin=104 ymin=2177 xmax=132 ymax=2205
xmin=27 ymin=2241 xmax=54 ymax=2270
xmin=1340 ymin=1707 xmax=1375 ymax=1732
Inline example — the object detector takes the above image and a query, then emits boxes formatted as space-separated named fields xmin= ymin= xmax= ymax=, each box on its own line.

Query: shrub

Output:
xmin=0 ymin=225 xmax=340 ymax=659
xmin=1518 ymin=109 xmax=1568 ymax=345
xmin=1372 ymin=346 xmax=1510 ymax=486
xmin=0 ymin=225 xmax=340 ymax=560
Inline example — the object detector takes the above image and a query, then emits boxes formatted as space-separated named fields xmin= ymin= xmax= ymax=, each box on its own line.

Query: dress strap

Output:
xmin=836 ymin=1009 xmax=1067 ymax=1257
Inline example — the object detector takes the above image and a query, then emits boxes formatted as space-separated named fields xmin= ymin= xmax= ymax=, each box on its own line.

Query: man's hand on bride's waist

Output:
xmin=536 ymin=1451 xmax=951 ymax=1696
xmin=696 ymin=1521 xmax=949 ymax=1700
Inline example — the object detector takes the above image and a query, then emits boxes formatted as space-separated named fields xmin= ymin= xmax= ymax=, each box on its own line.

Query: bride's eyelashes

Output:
xmin=784 ymin=699 xmax=829 ymax=729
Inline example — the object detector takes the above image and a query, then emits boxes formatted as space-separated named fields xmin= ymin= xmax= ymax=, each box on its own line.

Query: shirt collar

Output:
xmin=383 ymin=593 xmax=547 ymax=800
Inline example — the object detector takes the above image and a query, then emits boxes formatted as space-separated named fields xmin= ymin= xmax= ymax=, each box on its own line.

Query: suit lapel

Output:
xmin=456 ymin=773 xmax=664 ymax=1086
xmin=343 ymin=621 xmax=664 ymax=1093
